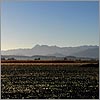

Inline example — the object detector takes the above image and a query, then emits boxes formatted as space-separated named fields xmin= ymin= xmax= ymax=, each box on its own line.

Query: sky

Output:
xmin=1 ymin=1 xmax=99 ymax=50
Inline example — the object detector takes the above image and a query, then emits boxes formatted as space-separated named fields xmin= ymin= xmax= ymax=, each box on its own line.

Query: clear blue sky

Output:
xmin=1 ymin=1 xmax=99 ymax=50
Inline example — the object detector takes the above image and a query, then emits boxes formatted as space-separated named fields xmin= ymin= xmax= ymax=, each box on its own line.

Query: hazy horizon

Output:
xmin=1 ymin=44 xmax=99 ymax=51
xmin=1 ymin=1 xmax=99 ymax=50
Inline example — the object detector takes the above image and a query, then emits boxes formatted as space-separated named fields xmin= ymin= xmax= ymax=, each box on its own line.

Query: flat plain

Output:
xmin=1 ymin=60 xmax=99 ymax=99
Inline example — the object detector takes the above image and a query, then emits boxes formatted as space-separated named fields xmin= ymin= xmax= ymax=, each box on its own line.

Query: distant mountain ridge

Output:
xmin=1 ymin=45 xmax=99 ymax=58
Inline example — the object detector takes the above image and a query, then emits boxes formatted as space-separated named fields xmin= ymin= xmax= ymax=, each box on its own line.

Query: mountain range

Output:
xmin=1 ymin=45 xmax=99 ymax=58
